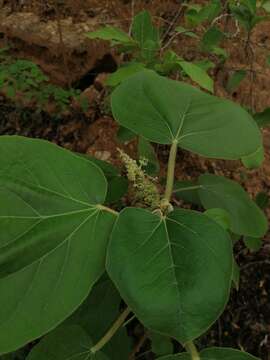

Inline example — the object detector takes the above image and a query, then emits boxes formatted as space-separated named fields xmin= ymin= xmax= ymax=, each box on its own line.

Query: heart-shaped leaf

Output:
xmin=111 ymin=71 xmax=262 ymax=160
xmin=107 ymin=207 xmax=232 ymax=343
xmin=0 ymin=136 xmax=116 ymax=354
xmin=27 ymin=325 xmax=108 ymax=360
xmin=157 ymin=347 xmax=259 ymax=359
xmin=198 ymin=174 xmax=268 ymax=237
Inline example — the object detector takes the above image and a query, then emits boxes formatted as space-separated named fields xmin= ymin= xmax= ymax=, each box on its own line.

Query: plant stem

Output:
xmin=164 ymin=140 xmax=178 ymax=202
xmin=185 ymin=341 xmax=200 ymax=360
xmin=97 ymin=205 xmax=119 ymax=216
xmin=91 ymin=307 xmax=130 ymax=354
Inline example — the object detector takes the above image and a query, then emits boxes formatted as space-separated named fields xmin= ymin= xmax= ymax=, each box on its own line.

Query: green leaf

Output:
xmin=86 ymin=25 xmax=135 ymax=45
xmin=204 ymin=208 xmax=231 ymax=230
xmin=255 ymin=191 xmax=269 ymax=210
xmin=138 ymin=136 xmax=160 ymax=175
xmin=175 ymin=26 xmax=199 ymax=38
xmin=241 ymin=145 xmax=264 ymax=169
xmin=131 ymin=10 xmax=160 ymax=61
xmin=178 ymin=61 xmax=214 ymax=92
xmin=201 ymin=347 xmax=259 ymax=360
xmin=201 ymin=26 xmax=224 ymax=52
xmin=198 ymin=174 xmax=268 ymax=237
xmin=27 ymin=325 xmax=108 ymax=360
xmin=111 ymin=70 xmax=262 ymax=160
xmin=226 ymin=70 xmax=247 ymax=93
xmin=243 ymin=236 xmax=263 ymax=252
xmin=0 ymin=136 xmax=116 ymax=354
xmin=185 ymin=0 xmax=222 ymax=26
xmin=194 ymin=59 xmax=215 ymax=72
xmin=150 ymin=332 xmax=173 ymax=356
xmin=117 ymin=126 xmax=136 ymax=143
xmin=107 ymin=207 xmax=232 ymax=343
xmin=158 ymin=346 xmax=259 ymax=359
xmin=173 ymin=180 xmax=201 ymax=206
xmin=64 ymin=276 xmax=131 ymax=360
xmin=254 ymin=107 xmax=270 ymax=127
xmin=200 ymin=0 xmax=222 ymax=22
xmin=262 ymin=0 xmax=270 ymax=12
xmin=106 ymin=63 xmax=146 ymax=87
xmin=84 ymin=155 xmax=128 ymax=204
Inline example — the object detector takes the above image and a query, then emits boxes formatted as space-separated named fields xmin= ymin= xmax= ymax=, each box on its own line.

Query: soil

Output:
xmin=0 ymin=1 xmax=269 ymax=360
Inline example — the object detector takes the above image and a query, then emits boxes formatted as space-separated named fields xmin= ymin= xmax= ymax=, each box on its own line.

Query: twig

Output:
xmin=54 ymin=0 xmax=71 ymax=88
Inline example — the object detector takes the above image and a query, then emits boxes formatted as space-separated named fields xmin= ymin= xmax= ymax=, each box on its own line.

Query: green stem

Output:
xmin=97 ymin=205 xmax=119 ymax=216
xmin=91 ymin=307 xmax=130 ymax=353
xmin=185 ymin=341 xmax=200 ymax=360
xmin=164 ymin=140 xmax=178 ymax=202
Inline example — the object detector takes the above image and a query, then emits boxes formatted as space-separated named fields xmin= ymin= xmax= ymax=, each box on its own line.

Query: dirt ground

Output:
xmin=0 ymin=1 xmax=269 ymax=359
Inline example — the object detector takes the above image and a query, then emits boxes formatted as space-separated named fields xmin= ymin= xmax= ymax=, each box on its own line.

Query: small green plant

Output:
xmin=87 ymin=10 xmax=214 ymax=93
xmin=0 ymin=48 xmax=86 ymax=113
xmin=0 ymin=70 xmax=267 ymax=359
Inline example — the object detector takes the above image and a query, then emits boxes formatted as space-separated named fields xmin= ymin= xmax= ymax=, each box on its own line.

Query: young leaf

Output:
xmin=0 ymin=136 xmax=117 ymax=354
xmin=107 ymin=207 xmax=232 ymax=343
xmin=201 ymin=26 xmax=224 ymax=52
xmin=226 ymin=70 xmax=247 ymax=93
xmin=178 ymin=60 xmax=214 ymax=92
xmin=157 ymin=346 xmax=259 ymax=359
xmin=86 ymin=25 xmax=135 ymax=45
xmin=27 ymin=325 xmax=108 ymax=360
xmin=106 ymin=63 xmax=146 ymax=87
xmin=111 ymin=70 xmax=262 ymax=160
xmin=131 ymin=10 xmax=160 ymax=61
xmin=198 ymin=174 xmax=268 ymax=237
xmin=175 ymin=26 xmax=199 ymax=38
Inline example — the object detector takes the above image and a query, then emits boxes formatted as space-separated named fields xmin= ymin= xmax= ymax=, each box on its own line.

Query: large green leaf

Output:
xmin=111 ymin=70 xmax=262 ymax=160
xmin=27 ymin=325 xmax=108 ymax=360
xmin=107 ymin=207 xmax=232 ymax=343
xmin=65 ymin=276 xmax=131 ymax=360
xmin=0 ymin=136 xmax=116 ymax=354
xmin=158 ymin=347 xmax=259 ymax=359
xmin=150 ymin=332 xmax=173 ymax=356
xmin=198 ymin=174 xmax=268 ymax=237
xmin=106 ymin=63 xmax=146 ymax=87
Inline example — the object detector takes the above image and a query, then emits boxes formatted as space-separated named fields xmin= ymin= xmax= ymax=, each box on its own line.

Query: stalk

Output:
xmin=164 ymin=140 xmax=178 ymax=202
xmin=91 ymin=307 xmax=130 ymax=353
xmin=185 ymin=341 xmax=200 ymax=360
